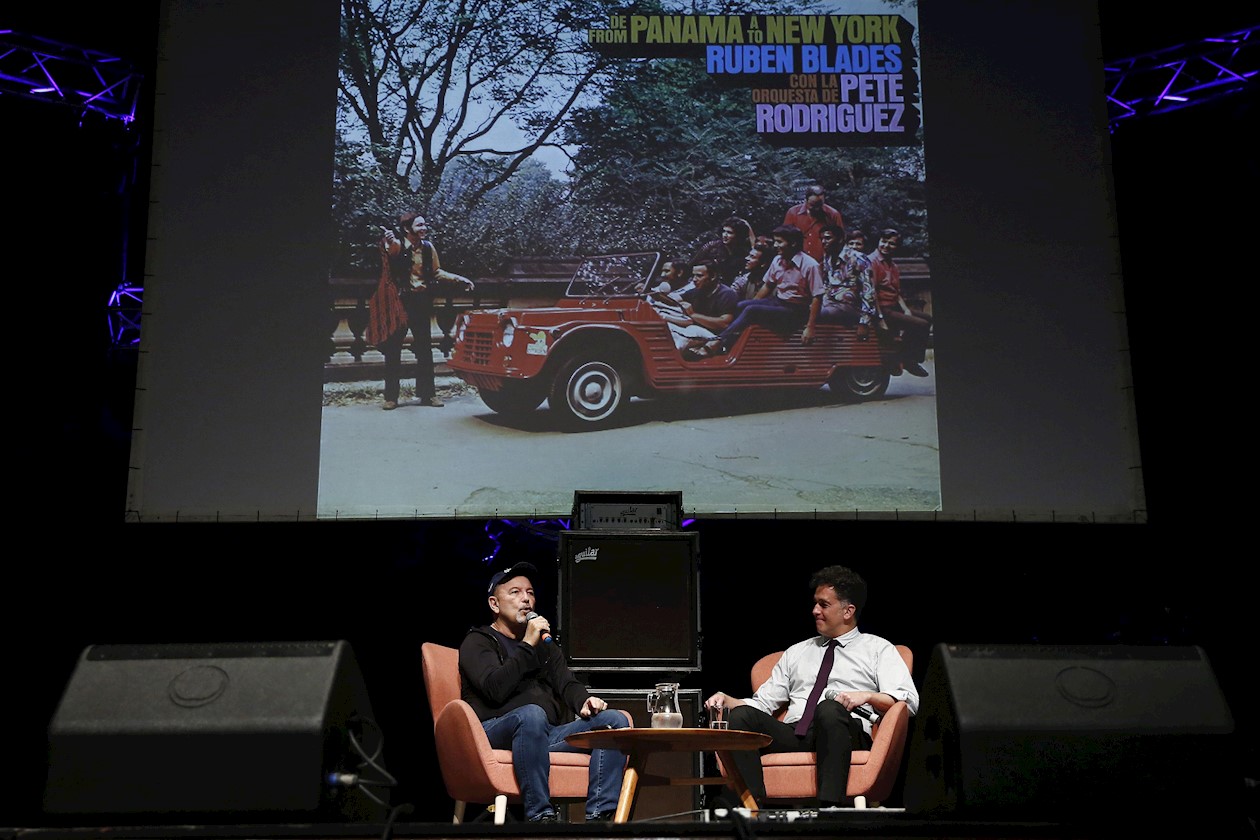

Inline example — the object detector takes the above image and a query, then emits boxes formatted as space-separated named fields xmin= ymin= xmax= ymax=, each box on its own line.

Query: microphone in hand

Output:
xmin=525 ymin=611 xmax=553 ymax=644
xmin=822 ymin=688 xmax=879 ymax=723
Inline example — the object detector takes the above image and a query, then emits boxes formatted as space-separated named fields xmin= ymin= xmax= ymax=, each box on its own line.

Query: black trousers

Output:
xmin=882 ymin=309 xmax=932 ymax=364
xmin=380 ymin=289 xmax=435 ymax=402
xmin=727 ymin=700 xmax=871 ymax=805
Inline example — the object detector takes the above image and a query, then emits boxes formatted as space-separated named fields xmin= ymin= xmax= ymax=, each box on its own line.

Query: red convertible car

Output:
xmin=448 ymin=253 xmax=906 ymax=429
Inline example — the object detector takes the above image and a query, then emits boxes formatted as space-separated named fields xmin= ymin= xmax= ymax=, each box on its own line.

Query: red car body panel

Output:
xmin=447 ymin=254 xmax=903 ymax=425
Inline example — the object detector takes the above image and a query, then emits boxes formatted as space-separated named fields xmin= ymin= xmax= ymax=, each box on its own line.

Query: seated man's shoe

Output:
xmin=382 ymin=399 xmax=398 ymax=410
xmin=586 ymin=810 xmax=616 ymax=822
xmin=889 ymin=364 xmax=903 ymax=376
xmin=903 ymin=361 xmax=929 ymax=377
xmin=707 ymin=790 xmax=740 ymax=813
xmin=702 ymin=338 xmax=726 ymax=356
xmin=530 ymin=811 xmax=559 ymax=823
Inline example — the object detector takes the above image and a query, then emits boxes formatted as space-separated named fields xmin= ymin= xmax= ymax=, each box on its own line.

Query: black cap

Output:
xmin=487 ymin=561 xmax=539 ymax=596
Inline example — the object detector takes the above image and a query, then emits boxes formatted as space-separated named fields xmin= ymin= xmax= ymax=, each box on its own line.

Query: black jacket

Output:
xmin=458 ymin=625 xmax=590 ymax=725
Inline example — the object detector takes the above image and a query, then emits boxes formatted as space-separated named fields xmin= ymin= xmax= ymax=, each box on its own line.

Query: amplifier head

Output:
xmin=571 ymin=490 xmax=683 ymax=530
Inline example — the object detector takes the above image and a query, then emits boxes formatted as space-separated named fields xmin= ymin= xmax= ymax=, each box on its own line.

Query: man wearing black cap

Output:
xmin=458 ymin=561 xmax=629 ymax=822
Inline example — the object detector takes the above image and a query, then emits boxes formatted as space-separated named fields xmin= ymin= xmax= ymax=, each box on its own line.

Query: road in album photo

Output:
xmin=317 ymin=357 xmax=938 ymax=518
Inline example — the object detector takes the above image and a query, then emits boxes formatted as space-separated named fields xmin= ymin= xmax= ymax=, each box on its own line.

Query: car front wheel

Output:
xmin=549 ymin=357 xmax=626 ymax=429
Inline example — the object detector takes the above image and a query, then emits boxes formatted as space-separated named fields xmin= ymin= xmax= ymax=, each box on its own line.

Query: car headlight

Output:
xmin=500 ymin=317 xmax=517 ymax=347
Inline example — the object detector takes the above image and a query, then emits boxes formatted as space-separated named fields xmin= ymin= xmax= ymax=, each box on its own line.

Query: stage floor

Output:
xmin=13 ymin=809 xmax=1250 ymax=840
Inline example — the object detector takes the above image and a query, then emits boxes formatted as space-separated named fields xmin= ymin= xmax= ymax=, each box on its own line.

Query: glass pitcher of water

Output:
xmin=647 ymin=682 xmax=683 ymax=728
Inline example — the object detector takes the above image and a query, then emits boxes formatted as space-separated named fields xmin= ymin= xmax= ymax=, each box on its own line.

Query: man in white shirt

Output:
xmin=704 ymin=565 xmax=918 ymax=808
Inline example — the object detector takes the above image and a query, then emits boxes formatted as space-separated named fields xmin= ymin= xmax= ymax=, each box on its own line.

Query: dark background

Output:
xmin=4 ymin=0 xmax=1257 ymax=828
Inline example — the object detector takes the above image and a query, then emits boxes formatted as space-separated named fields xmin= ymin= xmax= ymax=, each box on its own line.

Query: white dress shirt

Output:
xmin=742 ymin=627 xmax=919 ymax=736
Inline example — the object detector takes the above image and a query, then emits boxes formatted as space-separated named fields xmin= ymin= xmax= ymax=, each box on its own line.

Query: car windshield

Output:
xmin=565 ymin=253 xmax=660 ymax=297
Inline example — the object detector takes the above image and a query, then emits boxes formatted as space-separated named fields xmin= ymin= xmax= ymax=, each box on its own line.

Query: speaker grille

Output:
xmin=44 ymin=639 xmax=385 ymax=820
xmin=905 ymin=643 xmax=1237 ymax=824
xmin=558 ymin=531 xmax=700 ymax=671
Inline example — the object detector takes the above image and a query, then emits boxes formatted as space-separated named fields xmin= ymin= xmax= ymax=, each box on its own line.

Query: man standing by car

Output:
xmin=459 ymin=561 xmax=629 ymax=823
xmin=367 ymin=211 xmax=475 ymax=409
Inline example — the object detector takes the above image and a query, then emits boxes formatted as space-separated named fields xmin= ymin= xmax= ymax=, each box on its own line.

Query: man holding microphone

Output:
xmin=458 ymin=561 xmax=629 ymax=822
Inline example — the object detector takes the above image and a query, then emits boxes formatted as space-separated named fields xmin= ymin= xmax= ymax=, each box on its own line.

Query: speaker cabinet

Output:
xmin=557 ymin=530 xmax=700 ymax=672
xmin=587 ymin=687 xmax=704 ymax=819
xmin=44 ymin=640 xmax=386 ymax=820
xmin=904 ymin=643 xmax=1237 ymax=824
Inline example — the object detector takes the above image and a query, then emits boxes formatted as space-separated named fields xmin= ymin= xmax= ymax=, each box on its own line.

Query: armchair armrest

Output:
xmin=433 ymin=699 xmax=516 ymax=801
xmin=861 ymin=700 xmax=910 ymax=798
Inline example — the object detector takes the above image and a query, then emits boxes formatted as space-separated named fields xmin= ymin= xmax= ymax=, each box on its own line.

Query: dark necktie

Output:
xmin=795 ymin=639 xmax=839 ymax=737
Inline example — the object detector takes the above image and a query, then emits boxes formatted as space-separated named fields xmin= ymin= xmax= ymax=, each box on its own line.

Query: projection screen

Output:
xmin=126 ymin=0 xmax=1142 ymax=523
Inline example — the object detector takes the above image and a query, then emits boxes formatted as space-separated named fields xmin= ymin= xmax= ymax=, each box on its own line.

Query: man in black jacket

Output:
xmin=458 ymin=561 xmax=628 ymax=822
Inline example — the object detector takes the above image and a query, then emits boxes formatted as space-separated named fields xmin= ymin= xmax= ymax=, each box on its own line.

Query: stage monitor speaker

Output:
xmin=44 ymin=640 xmax=387 ymax=820
xmin=557 ymin=530 xmax=700 ymax=672
xmin=587 ymin=687 xmax=704 ymax=820
xmin=904 ymin=643 xmax=1238 ymax=826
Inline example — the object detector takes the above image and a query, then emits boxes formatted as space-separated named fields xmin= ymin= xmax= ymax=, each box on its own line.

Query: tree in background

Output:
xmin=333 ymin=1 xmax=926 ymax=276
xmin=338 ymin=0 xmax=615 ymax=207
xmin=335 ymin=0 xmax=618 ymax=274
xmin=429 ymin=158 xmax=580 ymax=276
xmin=564 ymin=59 xmax=927 ymax=259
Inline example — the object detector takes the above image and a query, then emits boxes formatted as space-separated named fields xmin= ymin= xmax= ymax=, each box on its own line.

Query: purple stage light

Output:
xmin=1106 ymin=25 xmax=1256 ymax=132
xmin=107 ymin=282 xmax=143 ymax=347
xmin=0 ymin=29 xmax=143 ymax=125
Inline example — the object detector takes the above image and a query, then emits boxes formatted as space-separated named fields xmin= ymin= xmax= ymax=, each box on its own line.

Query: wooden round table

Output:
xmin=564 ymin=727 xmax=772 ymax=823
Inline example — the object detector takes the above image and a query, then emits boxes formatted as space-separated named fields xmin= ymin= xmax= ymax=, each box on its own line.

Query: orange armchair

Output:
xmin=420 ymin=642 xmax=631 ymax=824
xmin=721 ymin=645 xmax=914 ymax=810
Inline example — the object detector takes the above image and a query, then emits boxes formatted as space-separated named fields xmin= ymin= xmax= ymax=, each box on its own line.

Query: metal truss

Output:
xmin=0 ymin=29 xmax=143 ymax=124
xmin=107 ymin=283 xmax=143 ymax=349
xmin=1106 ymin=25 xmax=1257 ymax=131
xmin=8 ymin=23 xmax=1253 ymax=350
xmin=1 ymin=29 xmax=147 ymax=347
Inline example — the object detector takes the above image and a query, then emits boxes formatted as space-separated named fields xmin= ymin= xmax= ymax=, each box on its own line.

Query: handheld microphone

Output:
xmin=525 ymin=611 xmax=553 ymax=644
xmin=822 ymin=688 xmax=879 ymax=723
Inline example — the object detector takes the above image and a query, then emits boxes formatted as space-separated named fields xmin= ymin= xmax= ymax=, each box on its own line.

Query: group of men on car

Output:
xmin=369 ymin=186 xmax=932 ymax=413
xmin=646 ymin=185 xmax=931 ymax=377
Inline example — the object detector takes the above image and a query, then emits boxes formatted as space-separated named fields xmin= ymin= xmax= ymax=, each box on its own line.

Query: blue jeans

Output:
xmin=716 ymin=296 xmax=809 ymax=350
xmin=481 ymin=704 xmax=628 ymax=820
